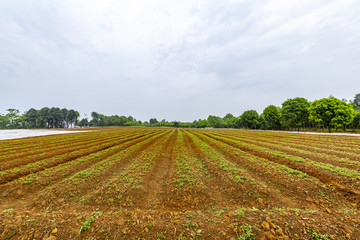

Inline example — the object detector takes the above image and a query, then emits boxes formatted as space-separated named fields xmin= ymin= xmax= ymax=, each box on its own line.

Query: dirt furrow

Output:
xmin=186 ymin=130 xmax=322 ymax=210
xmin=0 ymin=132 xmax=145 ymax=171
xmin=212 ymin=131 xmax=360 ymax=170
xmin=133 ymin=129 xmax=177 ymax=210
xmin=0 ymin=132 xmax=162 ymax=202
xmin=30 ymin=130 xmax=171 ymax=210
xmin=202 ymin=132 xmax=360 ymax=207
xmin=0 ymin=133 xmax=154 ymax=185
xmin=234 ymin=130 xmax=360 ymax=150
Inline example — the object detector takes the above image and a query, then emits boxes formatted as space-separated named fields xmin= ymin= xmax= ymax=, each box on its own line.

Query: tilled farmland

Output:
xmin=0 ymin=127 xmax=359 ymax=239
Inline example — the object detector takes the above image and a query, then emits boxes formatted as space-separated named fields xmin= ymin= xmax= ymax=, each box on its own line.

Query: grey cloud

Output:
xmin=1 ymin=0 xmax=359 ymax=121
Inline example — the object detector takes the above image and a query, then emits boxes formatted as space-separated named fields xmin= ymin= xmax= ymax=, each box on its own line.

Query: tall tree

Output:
xmin=127 ymin=116 xmax=135 ymax=123
xmin=351 ymin=112 xmax=360 ymax=130
xmin=39 ymin=107 xmax=50 ymax=128
xmin=281 ymin=97 xmax=309 ymax=130
xmin=6 ymin=109 xmax=24 ymax=128
xmin=91 ymin=112 xmax=99 ymax=126
xmin=149 ymin=118 xmax=158 ymax=124
xmin=352 ymin=93 xmax=360 ymax=110
xmin=223 ymin=113 xmax=235 ymax=128
xmin=78 ymin=118 xmax=89 ymax=127
xmin=49 ymin=107 xmax=63 ymax=128
xmin=262 ymin=105 xmax=281 ymax=129
xmin=240 ymin=110 xmax=259 ymax=129
xmin=308 ymin=98 xmax=354 ymax=132
xmin=61 ymin=108 xmax=69 ymax=128
xmin=197 ymin=119 xmax=208 ymax=128
xmin=68 ymin=109 xmax=78 ymax=128
xmin=25 ymin=108 xmax=38 ymax=128
xmin=207 ymin=115 xmax=224 ymax=128
xmin=0 ymin=113 xmax=9 ymax=129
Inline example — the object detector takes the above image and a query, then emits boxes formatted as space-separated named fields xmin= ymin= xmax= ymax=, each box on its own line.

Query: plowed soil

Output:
xmin=0 ymin=127 xmax=359 ymax=240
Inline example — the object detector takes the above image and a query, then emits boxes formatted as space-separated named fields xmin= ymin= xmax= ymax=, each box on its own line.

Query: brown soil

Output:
xmin=0 ymin=128 xmax=359 ymax=240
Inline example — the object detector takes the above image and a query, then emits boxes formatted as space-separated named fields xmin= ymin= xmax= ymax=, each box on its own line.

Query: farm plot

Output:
xmin=0 ymin=128 xmax=359 ymax=239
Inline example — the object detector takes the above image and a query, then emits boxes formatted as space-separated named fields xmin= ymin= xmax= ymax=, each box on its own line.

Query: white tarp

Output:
xmin=0 ymin=129 xmax=87 ymax=140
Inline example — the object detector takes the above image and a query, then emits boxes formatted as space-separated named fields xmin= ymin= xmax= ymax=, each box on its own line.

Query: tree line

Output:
xmin=1 ymin=94 xmax=359 ymax=132
xmin=190 ymin=94 xmax=359 ymax=133
xmin=0 ymin=107 xmax=79 ymax=129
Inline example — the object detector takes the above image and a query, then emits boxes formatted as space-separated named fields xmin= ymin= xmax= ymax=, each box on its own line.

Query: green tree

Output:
xmin=61 ymin=108 xmax=69 ymax=128
xmin=119 ymin=116 xmax=127 ymax=126
xmin=258 ymin=114 xmax=267 ymax=129
xmin=281 ymin=97 xmax=309 ymax=130
xmin=5 ymin=109 xmax=24 ymax=128
xmin=351 ymin=93 xmax=360 ymax=110
xmin=78 ymin=118 xmax=89 ymax=127
xmin=127 ymin=116 xmax=135 ymax=123
xmin=0 ymin=113 xmax=9 ymax=129
xmin=195 ymin=119 xmax=208 ymax=128
xmin=351 ymin=112 xmax=360 ymax=130
xmin=308 ymin=98 xmax=354 ymax=132
xmin=240 ymin=110 xmax=259 ymax=129
xmin=91 ymin=112 xmax=99 ymax=126
xmin=49 ymin=107 xmax=64 ymax=128
xmin=67 ymin=109 xmax=79 ymax=128
xmin=232 ymin=117 xmax=241 ymax=128
xmin=39 ymin=107 xmax=50 ymax=128
xmin=149 ymin=118 xmax=158 ymax=124
xmin=25 ymin=108 xmax=38 ymax=128
xmin=207 ymin=115 xmax=224 ymax=128
xmin=262 ymin=105 xmax=281 ymax=129
xmin=223 ymin=113 xmax=235 ymax=128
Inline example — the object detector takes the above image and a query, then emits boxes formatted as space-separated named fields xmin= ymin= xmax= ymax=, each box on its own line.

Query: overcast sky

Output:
xmin=1 ymin=0 xmax=359 ymax=122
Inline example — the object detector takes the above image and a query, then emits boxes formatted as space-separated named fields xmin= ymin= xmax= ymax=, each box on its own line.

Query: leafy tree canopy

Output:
xmin=352 ymin=93 xmax=360 ymax=109
xmin=207 ymin=115 xmax=224 ymax=128
xmin=308 ymin=98 xmax=354 ymax=132
xmin=262 ymin=105 xmax=281 ymax=130
xmin=281 ymin=97 xmax=309 ymax=130
xmin=149 ymin=118 xmax=158 ymax=124
xmin=240 ymin=110 xmax=259 ymax=129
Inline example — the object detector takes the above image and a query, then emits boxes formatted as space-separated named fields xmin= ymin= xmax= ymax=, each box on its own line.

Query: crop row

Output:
xmin=0 ymin=128 xmax=152 ymax=161
xmin=236 ymin=130 xmax=360 ymax=149
xmin=173 ymin=130 xmax=204 ymax=189
xmin=211 ymin=131 xmax=360 ymax=171
xmin=199 ymin=130 xmax=360 ymax=193
xmin=0 ymin=130 xmax=148 ymax=171
xmin=0 ymin=130 xmax=93 ymax=153
xmin=31 ymin=129 xmax=172 ymax=207
xmin=0 ymin=129 xmax=167 ymax=185
xmin=221 ymin=130 xmax=360 ymax=157
xmin=182 ymin=130 xmax=328 ymax=207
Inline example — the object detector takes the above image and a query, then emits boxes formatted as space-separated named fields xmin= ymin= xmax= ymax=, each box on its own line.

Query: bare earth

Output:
xmin=0 ymin=127 xmax=359 ymax=239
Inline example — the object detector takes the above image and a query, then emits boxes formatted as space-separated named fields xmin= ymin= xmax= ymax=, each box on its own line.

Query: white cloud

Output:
xmin=0 ymin=0 xmax=359 ymax=120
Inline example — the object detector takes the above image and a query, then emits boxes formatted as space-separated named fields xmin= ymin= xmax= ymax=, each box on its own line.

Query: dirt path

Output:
xmin=133 ymin=129 xmax=178 ymax=210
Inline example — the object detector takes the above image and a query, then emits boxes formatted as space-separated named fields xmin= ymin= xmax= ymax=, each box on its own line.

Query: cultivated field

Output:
xmin=0 ymin=127 xmax=359 ymax=239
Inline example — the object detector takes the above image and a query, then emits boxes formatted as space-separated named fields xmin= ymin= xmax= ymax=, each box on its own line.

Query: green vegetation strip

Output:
xmin=15 ymin=133 xmax=151 ymax=185
xmin=205 ymin=132 xmax=360 ymax=180
xmin=186 ymin=131 xmax=250 ymax=184
xmin=0 ymin=131 xmax=151 ymax=178
xmin=213 ymin=132 xmax=360 ymax=168
xmin=192 ymin=130 xmax=312 ymax=180
xmin=174 ymin=131 xmax=203 ymax=188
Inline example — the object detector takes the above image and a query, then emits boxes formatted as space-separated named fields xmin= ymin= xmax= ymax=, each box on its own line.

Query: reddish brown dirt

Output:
xmin=0 ymin=128 xmax=359 ymax=240
xmin=212 ymin=131 xmax=360 ymax=171
xmin=201 ymin=131 xmax=360 ymax=204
